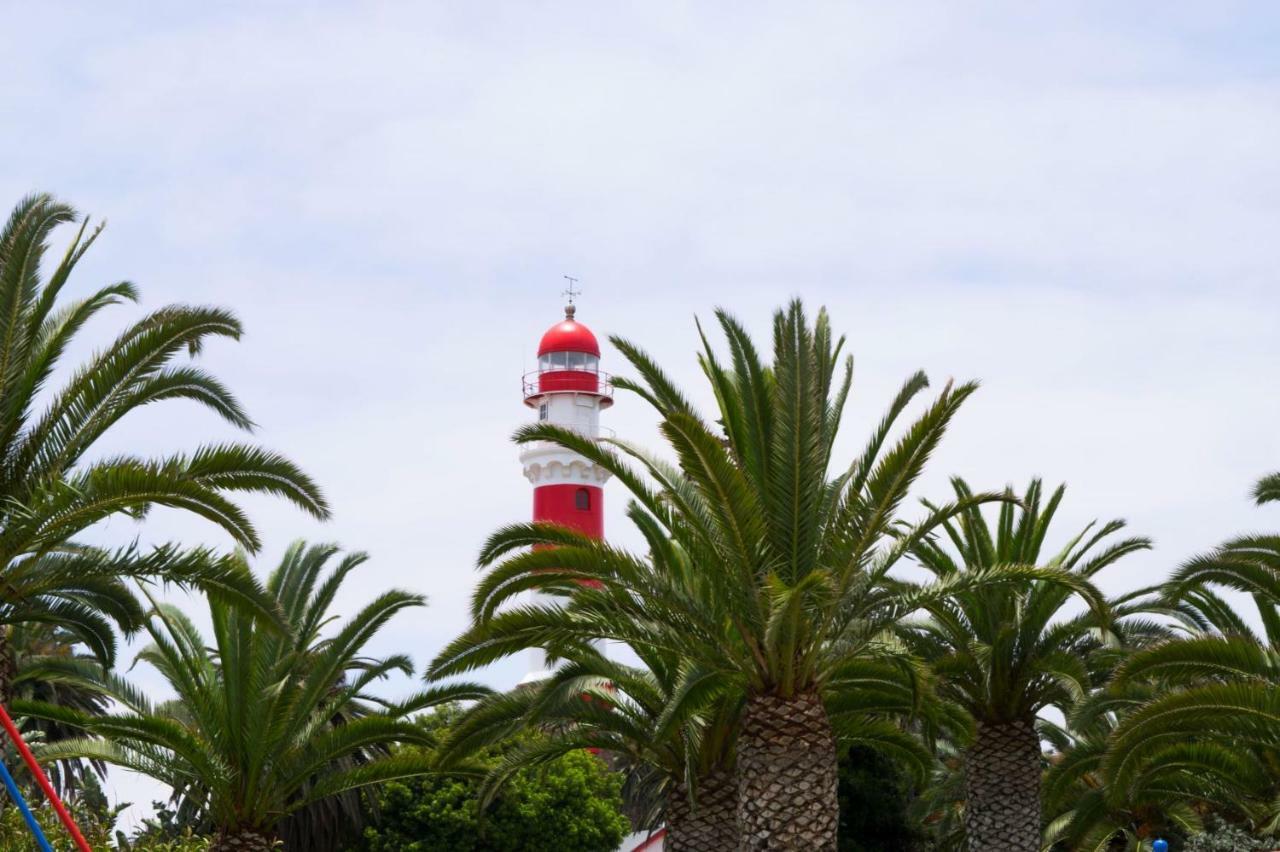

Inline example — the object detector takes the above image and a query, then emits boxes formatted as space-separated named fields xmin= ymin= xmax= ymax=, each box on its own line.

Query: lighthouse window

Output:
xmin=583 ymin=355 xmax=599 ymax=372
xmin=538 ymin=403 xmax=548 ymax=421
xmin=550 ymin=351 xmax=569 ymax=370
xmin=575 ymin=488 xmax=591 ymax=511
xmin=567 ymin=351 xmax=586 ymax=371
xmin=538 ymin=354 xmax=550 ymax=370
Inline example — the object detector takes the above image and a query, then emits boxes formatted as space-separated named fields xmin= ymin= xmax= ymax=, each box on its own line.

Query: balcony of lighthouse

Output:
xmin=522 ymin=362 xmax=614 ymax=407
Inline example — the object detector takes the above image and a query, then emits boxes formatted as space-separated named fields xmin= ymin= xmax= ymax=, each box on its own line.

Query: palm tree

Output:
xmin=22 ymin=542 xmax=489 ymax=852
xmin=0 ymin=193 xmax=329 ymax=701
xmin=1097 ymin=473 xmax=1280 ymax=845
xmin=904 ymin=478 xmax=1151 ymax=852
xmin=910 ymin=740 xmax=968 ymax=852
xmin=432 ymin=301 xmax=1001 ymax=849
xmin=439 ymin=496 xmax=745 ymax=852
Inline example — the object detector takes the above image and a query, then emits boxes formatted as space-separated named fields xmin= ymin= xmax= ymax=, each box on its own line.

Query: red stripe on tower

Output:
xmin=533 ymin=484 xmax=605 ymax=538
xmin=518 ymin=296 xmax=613 ymax=684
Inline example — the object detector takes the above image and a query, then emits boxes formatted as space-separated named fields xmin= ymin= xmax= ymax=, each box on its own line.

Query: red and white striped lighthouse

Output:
xmin=518 ymin=297 xmax=613 ymax=684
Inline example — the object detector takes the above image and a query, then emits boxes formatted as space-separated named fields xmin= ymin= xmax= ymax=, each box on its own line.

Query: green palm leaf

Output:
xmin=22 ymin=542 xmax=475 ymax=848
xmin=0 ymin=193 xmax=328 ymax=713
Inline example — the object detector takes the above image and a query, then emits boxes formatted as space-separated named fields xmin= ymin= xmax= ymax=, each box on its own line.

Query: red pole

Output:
xmin=0 ymin=703 xmax=93 ymax=851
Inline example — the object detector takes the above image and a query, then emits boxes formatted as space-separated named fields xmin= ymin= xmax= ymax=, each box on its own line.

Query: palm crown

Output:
xmin=0 ymin=194 xmax=329 ymax=690
xmin=24 ymin=542 xmax=488 ymax=851
xmin=1040 ymin=684 xmax=1231 ymax=851
xmin=906 ymin=478 xmax=1151 ymax=723
xmin=1098 ymin=472 xmax=1280 ymax=837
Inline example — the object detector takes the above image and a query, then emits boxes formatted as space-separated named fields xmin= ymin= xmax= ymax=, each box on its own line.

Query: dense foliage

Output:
xmin=121 ymin=799 xmax=215 ymax=850
xmin=836 ymin=745 xmax=921 ymax=851
xmin=357 ymin=704 xmax=628 ymax=851
xmin=0 ymin=799 xmax=116 ymax=849
xmin=0 ymin=778 xmax=210 ymax=851
xmin=361 ymin=746 xmax=628 ymax=852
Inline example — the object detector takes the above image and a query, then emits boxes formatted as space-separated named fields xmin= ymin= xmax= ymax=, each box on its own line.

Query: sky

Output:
xmin=2 ymin=0 xmax=1279 ymax=833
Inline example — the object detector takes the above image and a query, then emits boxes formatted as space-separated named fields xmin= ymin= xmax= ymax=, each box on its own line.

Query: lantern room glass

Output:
xmin=537 ymin=353 xmax=598 ymax=372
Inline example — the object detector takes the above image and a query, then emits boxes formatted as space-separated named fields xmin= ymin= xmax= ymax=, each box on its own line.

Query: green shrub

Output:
xmin=120 ymin=831 xmax=214 ymax=852
xmin=0 ymin=797 xmax=214 ymax=851
xmin=361 ymin=747 xmax=629 ymax=852
xmin=0 ymin=800 xmax=115 ymax=849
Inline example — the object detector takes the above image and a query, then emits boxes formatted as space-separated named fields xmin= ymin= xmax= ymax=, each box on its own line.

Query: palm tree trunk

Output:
xmin=665 ymin=767 xmax=739 ymax=851
xmin=210 ymin=827 xmax=276 ymax=851
xmin=0 ymin=628 xmax=15 ymax=706
xmin=963 ymin=718 xmax=1042 ymax=852
xmin=736 ymin=691 xmax=838 ymax=851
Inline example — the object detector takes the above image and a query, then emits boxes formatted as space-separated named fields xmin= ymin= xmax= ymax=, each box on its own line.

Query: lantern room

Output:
xmin=523 ymin=305 xmax=614 ymax=408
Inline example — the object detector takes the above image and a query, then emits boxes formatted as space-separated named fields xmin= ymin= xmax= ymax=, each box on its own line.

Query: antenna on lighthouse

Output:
xmin=562 ymin=275 xmax=581 ymax=318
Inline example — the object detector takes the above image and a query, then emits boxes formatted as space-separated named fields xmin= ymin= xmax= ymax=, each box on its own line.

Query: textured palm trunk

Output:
xmin=963 ymin=718 xmax=1042 ymax=852
xmin=665 ymin=768 xmax=739 ymax=852
xmin=736 ymin=691 xmax=838 ymax=851
xmin=0 ymin=629 xmax=14 ymax=706
xmin=210 ymin=827 xmax=276 ymax=851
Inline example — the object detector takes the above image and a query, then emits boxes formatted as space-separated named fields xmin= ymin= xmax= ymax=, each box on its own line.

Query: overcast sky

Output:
xmin=3 ymin=0 xmax=1279 ymax=832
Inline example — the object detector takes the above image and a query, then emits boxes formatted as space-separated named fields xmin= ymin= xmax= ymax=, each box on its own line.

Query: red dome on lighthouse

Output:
xmin=537 ymin=307 xmax=600 ymax=357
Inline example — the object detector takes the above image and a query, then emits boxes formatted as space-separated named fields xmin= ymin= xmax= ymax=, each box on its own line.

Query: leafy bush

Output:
xmin=0 ymin=794 xmax=214 ymax=851
xmin=120 ymin=832 xmax=214 ymax=852
xmin=360 ymin=740 xmax=628 ymax=852
xmin=0 ymin=800 xmax=115 ymax=848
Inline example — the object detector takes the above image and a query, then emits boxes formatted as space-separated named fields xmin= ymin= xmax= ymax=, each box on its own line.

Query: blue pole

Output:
xmin=0 ymin=757 xmax=54 ymax=852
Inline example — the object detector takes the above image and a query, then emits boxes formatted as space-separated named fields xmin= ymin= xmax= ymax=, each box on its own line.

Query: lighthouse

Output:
xmin=518 ymin=294 xmax=613 ymax=684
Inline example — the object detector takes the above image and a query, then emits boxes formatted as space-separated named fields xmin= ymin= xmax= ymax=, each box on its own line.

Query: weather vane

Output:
xmin=562 ymin=275 xmax=581 ymax=306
